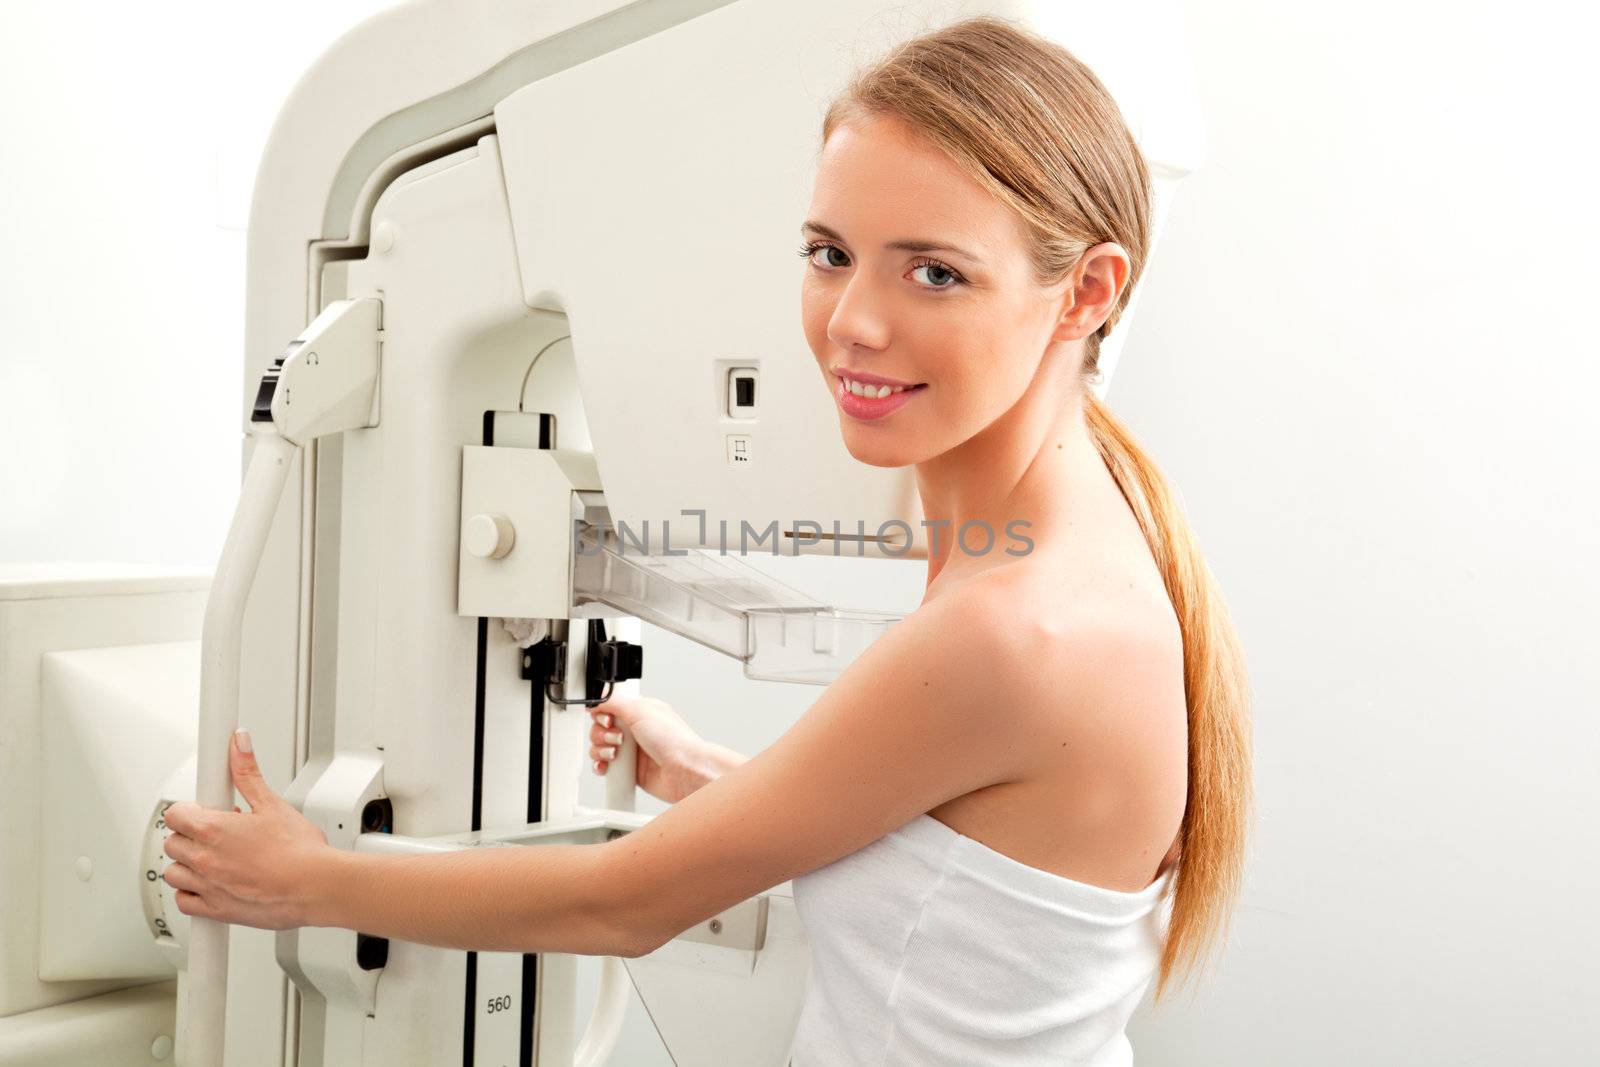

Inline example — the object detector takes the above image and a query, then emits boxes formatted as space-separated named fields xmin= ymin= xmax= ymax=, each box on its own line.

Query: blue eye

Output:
xmin=909 ymin=259 xmax=960 ymax=289
xmin=796 ymin=241 xmax=966 ymax=290
xmin=797 ymin=241 xmax=850 ymax=270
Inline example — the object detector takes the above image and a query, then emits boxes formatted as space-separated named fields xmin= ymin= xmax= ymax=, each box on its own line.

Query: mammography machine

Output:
xmin=0 ymin=1 xmax=1202 ymax=1063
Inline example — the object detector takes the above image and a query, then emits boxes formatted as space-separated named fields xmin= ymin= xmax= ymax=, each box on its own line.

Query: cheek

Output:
xmin=798 ymin=281 xmax=828 ymax=350
xmin=916 ymin=327 xmax=1022 ymax=413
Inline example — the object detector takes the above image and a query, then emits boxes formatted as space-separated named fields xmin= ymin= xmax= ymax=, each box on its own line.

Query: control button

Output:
xmin=727 ymin=368 xmax=758 ymax=416
xmin=464 ymin=513 xmax=516 ymax=559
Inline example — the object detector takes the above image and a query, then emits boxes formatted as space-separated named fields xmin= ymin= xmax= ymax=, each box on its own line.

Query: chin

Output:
xmin=840 ymin=428 xmax=922 ymax=469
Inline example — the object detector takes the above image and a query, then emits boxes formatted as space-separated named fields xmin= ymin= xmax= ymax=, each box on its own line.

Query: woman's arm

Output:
xmin=307 ymin=842 xmax=643 ymax=957
xmin=161 ymin=735 xmax=643 ymax=957
xmin=320 ymin=582 xmax=1034 ymax=958
xmin=298 ymin=740 xmax=748 ymax=956
xmin=687 ymin=740 xmax=748 ymax=791
xmin=167 ymin=580 xmax=1046 ymax=959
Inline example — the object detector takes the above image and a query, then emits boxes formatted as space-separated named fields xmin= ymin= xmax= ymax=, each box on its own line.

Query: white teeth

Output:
xmin=842 ymin=376 xmax=911 ymax=398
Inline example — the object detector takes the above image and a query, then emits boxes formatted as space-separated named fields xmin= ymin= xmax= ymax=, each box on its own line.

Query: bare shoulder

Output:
xmin=956 ymin=555 xmax=1182 ymax=678
xmin=954 ymin=557 xmax=1186 ymax=757
xmin=930 ymin=558 xmax=1188 ymax=884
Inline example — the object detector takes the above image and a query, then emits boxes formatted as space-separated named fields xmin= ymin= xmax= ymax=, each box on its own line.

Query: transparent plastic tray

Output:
xmin=570 ymin=524 xmax=903 ymax=684
xmin=742 ymin=605 xmax=907 ymax=684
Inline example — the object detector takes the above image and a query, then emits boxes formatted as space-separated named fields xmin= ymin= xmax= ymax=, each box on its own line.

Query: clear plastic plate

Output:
xmin=571 ymin=524 xmax=903 ymax=684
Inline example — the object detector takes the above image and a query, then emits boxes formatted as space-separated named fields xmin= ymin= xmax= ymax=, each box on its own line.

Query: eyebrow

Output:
xmin=801 ymin=220 xmax=985 ymax=265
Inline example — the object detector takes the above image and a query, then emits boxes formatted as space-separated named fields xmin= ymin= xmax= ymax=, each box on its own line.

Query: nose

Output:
xmin=825 ymin=273 xmax=891 ymax=353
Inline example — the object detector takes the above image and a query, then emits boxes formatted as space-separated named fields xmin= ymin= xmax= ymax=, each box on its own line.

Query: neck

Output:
xmin=914 ymin=382 xmax=1105 ymax=603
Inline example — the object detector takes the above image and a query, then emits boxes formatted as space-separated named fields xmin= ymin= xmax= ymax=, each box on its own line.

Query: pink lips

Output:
xmin=835 ymin=376 xmax=926 ymax=421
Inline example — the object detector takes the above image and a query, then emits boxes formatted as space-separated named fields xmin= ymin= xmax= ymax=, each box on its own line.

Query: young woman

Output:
xmin=163 ymin=15 xmax=1251 ymax=1066
xmin=587 ymin=15 xmax=1254 ymax=1063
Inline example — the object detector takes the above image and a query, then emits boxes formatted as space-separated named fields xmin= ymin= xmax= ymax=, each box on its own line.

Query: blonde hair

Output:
xmin=822 ymin=15 xmax=1254 ymax=1002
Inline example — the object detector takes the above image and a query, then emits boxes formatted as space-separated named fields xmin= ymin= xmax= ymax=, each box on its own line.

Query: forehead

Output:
xmin=809 ymin=116 xmax=1013 ymax=252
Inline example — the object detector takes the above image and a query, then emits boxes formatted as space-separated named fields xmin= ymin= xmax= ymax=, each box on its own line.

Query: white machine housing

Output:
xmin=0 ymin=1 xmax=1202 ymax=1065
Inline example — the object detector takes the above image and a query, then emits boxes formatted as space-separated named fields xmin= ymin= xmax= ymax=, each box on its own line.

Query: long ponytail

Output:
xmin=1084 ymin=390 xmax=1254 ymax=1001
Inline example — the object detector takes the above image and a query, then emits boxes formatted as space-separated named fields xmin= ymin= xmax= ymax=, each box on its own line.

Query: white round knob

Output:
xmin=373 ymin=220 xmax=398 ymax=254
xmin=465 ymin=513 xmax=516 ymax=559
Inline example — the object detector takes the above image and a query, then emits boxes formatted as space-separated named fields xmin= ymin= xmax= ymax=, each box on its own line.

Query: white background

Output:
xmin=2 ymin=1 xmax=1595 ymax=1064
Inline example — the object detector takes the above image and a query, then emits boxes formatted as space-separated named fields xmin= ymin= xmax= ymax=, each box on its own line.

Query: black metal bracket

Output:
xmin=519 ymin=635 xmax=565 ymax=684
xmin=520 ymin=620 xmax=643 ymax=707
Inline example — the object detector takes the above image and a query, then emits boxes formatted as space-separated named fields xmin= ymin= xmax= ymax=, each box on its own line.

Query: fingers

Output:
xmin=164 ymin=832 xmax=201 ymax=866
xmin=174 ymin=888 xmax=215 ymax=920
xmin=161 ymin=840 xmax=216 ymax=918
xmin=163 ymin=859 xmax=202 ymax=893
xmin=589 ymin=712 xmax=624 ymax=775
xmin=229 ymin=729 xmax=276 ymax=810
xmin=163 ymin=802 xmax=215 ymax=843
xmin=588 ymin=703 xmax=629 ymax=776
xmin=590 ymin=725 xmax=620 ymax=776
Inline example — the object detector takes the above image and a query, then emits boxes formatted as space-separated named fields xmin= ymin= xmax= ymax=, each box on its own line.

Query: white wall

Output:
xmin=1 ymin=1 xmax=1594 ymax=1064
xmin=0 ymin=1 xmax=392 ymax=566
xmin=1118 ymin=1 xmax=1599 ymax=1062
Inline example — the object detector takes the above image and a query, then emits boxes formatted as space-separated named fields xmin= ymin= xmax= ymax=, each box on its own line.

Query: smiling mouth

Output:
xmin=834 ymin=373 xmax=927 ymax=399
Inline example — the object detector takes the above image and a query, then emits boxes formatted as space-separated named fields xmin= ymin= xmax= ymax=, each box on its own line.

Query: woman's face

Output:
xmin=799 ymin=114 xmax=1075 ymax=468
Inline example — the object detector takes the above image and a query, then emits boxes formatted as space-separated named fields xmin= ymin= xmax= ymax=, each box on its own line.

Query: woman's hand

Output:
xmin=589 ymin=694 xmax=712 ymax=804
xmin=161 ymin=729 xmax=334 ymax=931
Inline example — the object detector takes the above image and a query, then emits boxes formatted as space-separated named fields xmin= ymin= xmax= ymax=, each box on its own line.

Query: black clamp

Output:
xmin=519 ymin=636 xmax=565 ymax=684
xmin=594 ymin=637 xmax=644 ymax=688
xmin=520 ymin=621 xmax=643 ymax=706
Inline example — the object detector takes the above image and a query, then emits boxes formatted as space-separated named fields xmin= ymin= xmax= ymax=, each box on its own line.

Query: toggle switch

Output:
xmin=727 ymin=367 xmax=758 ymax=417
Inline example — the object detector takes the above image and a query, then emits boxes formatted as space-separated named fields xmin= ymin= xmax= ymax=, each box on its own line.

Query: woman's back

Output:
xmin=785 ymin=524 xmax=1187 ymax=1063
xmin=916 ymin=484 xmax=1189 ymax=893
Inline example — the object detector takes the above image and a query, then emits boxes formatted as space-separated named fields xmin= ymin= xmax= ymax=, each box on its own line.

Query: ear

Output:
xmin=1051 ymin=242 xmax=1130 ymax=343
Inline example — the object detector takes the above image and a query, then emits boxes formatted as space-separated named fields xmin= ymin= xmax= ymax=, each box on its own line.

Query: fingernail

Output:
xmin=593 ymin=760 xmax=603 ymax=774
xmin=234 ymin=728 xmax=253 ymax=754
xmin=605 ymin=731 xmax=622 ymax=745
xmin=601 ymin=714 xmax=612 ymax=728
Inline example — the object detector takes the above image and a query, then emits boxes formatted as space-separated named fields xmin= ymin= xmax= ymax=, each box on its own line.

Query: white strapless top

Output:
xmin=788 ymin=812 xmax=1175 ymax=1066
